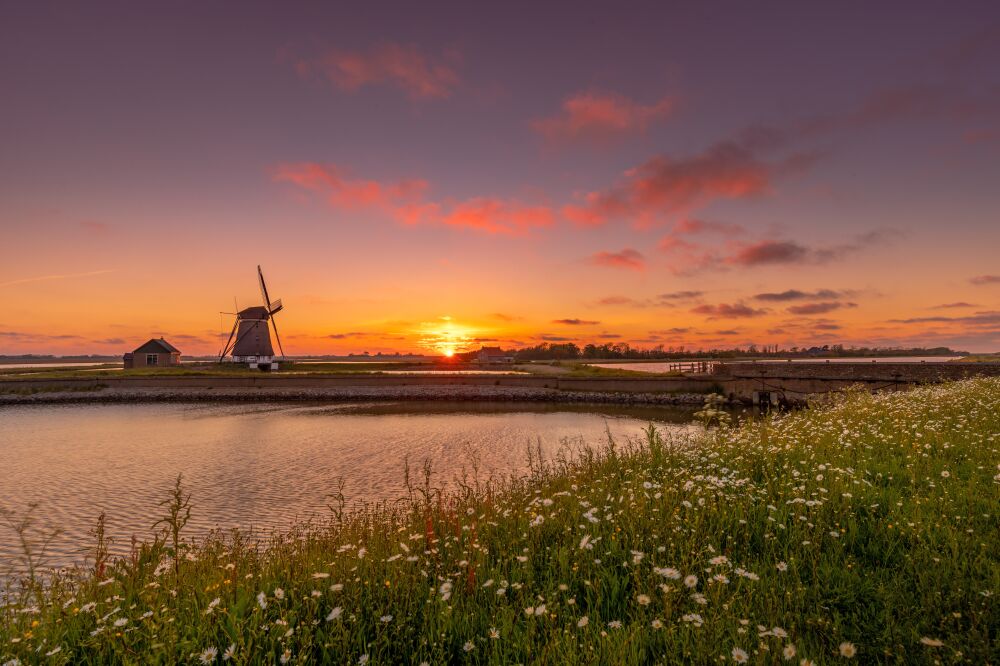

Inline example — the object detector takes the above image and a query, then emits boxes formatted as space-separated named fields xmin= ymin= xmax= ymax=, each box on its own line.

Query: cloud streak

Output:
xmin=0 ymin=269 xmax=115 ymax=288
xmin=586 ymin=248 xmax=645 ymax=271
xmin=294 ymin=42 xmax=460 ymax=99
xmin=532 ymin=91 xmax=674 ymax=142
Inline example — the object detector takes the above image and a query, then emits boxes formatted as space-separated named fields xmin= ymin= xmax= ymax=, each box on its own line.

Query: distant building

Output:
xmin=476 ymin=346 xmax=515 ymax=364
xmin=124 ymin=338 xmax=181 ymax=369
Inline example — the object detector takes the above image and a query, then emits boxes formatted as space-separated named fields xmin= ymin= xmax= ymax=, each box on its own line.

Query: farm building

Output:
xmin=123 ymin=338 xmax=181 ymax=369
xmin=476 ymin=346 xmax=515 ymax=364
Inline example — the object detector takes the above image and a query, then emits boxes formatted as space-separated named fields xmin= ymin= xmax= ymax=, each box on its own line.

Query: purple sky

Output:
xmin=2 ymin=1 xmax=999 ymax=355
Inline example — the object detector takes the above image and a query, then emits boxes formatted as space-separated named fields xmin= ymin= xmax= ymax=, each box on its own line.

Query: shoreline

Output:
xmin=0 ymin=384 xmax=714 ymax=407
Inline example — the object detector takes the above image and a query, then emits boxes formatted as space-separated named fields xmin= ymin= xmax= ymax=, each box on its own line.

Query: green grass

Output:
xmin=1 ymin=379 xmax=998 ymax=664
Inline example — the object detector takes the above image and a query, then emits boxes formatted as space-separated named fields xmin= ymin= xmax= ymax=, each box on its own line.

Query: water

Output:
xmin=0 ymin=401 xmax=699 ymax=570
xmin=591 ymin=356 xmax=962 ymax=372
xmin=0 ymin=362 xmax=117 ymax=370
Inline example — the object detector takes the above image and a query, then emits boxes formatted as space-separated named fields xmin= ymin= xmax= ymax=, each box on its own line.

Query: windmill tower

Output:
xmin=219 ymin=266 xmax=286 ymax=370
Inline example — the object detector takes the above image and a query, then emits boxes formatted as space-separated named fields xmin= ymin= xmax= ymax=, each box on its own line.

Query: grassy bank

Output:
xmin=2 ymin=380 xmax=998 ymax=664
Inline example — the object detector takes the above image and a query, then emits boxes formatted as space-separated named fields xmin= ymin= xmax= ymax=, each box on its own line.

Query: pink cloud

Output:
xmin=672 ymin=218 xmax=744 ymax=236
xmin=274 ymin=162 xmax=551 ymax=236
xmin=442 ymin=199 xmax=554 ymax=235
xmin=970 ymin=274 xmax=1000 ymax=285
xmin=295 ymin=42 xmax=460 ymax=99
xmin=587 ymin=248 xmax=645 ymax=271
xmin=532 ymin=92 xmax=674 ymax=141
xmin=563 ymin=141 xmax=789 ymax=227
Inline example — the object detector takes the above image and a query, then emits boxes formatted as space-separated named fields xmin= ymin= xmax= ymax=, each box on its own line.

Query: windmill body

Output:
xmin=219 ymin=267 xmax=286 ymax=370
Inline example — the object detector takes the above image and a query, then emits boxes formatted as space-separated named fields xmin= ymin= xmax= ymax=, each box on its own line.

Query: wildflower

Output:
xmin=732 ymin=647 xmax=749 ymax=663
xmin=577 ymin=616 xmax=589 ymax=628
xmin=326 ymin=606 xmax=343 ymax=621
xmin=256 ymin=592 xmax=267 ymax=609
xmin=204 ymin=597 xmax=221 ymax=615
xmin=311 ymin=572 xmax=330 ymax=579
xmin=198 ymin=647 xmax=218 ymax=664
xmin=783 ymin=644 xmax=797 ymax=660
xmin=114 ymin=617 xmax=128 ymax=627
xmin=940 ymin=470 xmax=950 ymax=478
xmin=655 ymin=566 xmax=681 ymax=579
xmin=80 ymin=602 xmax=97 ymax=613
xmin=776 ymin=562 xmax=788 ymax=572
xmin=919 ymin=637 xmax=944 ymax=647
xmin=380 ymin=614 xmax=393 ymax=623
xmin=463 ymin=641 xmax=474 ymax=652
xmin=608 ymin=620 xmax=622 ymax=629
xmin=651 ymin=619 xmax=663 ymax=629
xmin=45 ymin=647 xmax=62 ymax=657
xmin=579 ymin=535 xmax=592 ymax=550
xmin=637 ymin=594 xmax=651 ymax=606
xmin=358 ymin=654 xmax=369 ymax=665
xmin=684 ymin=575 xmax=698 ymax=588
xmin=534 ymin=604 xmax=546 ymax=616
xmin=710 ymin=555 xmax=729 ymax=566
xmin=839 ymin=642 xmax=856 ymax=658
xmin=681 ymin=613 xmax=703 ymax=626
xmin=439 ymin=581 xmax=453 ymax=600
xmin=772 ymin=627 xmax=788 ymax=638
xmin=489 ymin=627 xmax=500 ymax=639
xmin=273 ymin=587 xmax=285 ymax=600
xmin=330 ymin=583 xmax=344 ymax=592
xmin=223 ymin=644 xmax=236 ymax=661
xmin=280 ymin=649 xmax=291 ymax=664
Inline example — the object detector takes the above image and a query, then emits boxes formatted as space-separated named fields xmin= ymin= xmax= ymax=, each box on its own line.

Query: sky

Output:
xmin=2 ymin=1 xmax=999 ymax=356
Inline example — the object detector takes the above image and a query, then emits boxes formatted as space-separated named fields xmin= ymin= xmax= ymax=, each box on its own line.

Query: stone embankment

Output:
xmin=0 ymin=385 xmax=711 ymax=407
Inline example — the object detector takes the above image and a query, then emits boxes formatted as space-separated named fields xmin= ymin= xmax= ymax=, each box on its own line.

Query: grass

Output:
xmin=952 ymin=354 xmax=1000 ymax=364
xmin=1 ymin=379 xmax=998 ymax=664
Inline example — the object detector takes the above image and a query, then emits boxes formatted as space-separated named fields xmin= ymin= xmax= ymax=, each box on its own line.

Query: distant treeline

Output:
xmin=461 ymin=343 xmax=966 ymax=361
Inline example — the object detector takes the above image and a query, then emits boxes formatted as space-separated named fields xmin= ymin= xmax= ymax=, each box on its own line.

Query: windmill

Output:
xmin=219 ymin=266 xmax=286 ymax=370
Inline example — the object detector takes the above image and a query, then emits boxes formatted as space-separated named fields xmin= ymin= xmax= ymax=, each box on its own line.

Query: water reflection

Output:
xmin=0 ymin=401 xmax=701 ymax=569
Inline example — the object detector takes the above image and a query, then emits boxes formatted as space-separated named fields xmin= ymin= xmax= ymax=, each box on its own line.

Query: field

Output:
xmin=1 ymin=379 xmax=998 ymax=664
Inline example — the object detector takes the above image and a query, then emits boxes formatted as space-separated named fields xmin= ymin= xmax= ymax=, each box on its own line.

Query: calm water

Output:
xmin=0 ymin=401 xmax=699 ymax=569
xmin=592 ymin=356 xmax=962 ymax=372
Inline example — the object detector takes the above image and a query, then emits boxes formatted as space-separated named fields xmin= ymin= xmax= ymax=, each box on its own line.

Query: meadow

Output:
xmin=1 ymin=378 xmax=997 ymax=664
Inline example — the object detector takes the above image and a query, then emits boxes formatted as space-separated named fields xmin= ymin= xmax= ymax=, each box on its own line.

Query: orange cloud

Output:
xmin=295 ymin=42 xmax=460 ymax=99
xmin=532 ymin=92 xmax=674 ymax=141
xmin=587 ymin=248 xmax=645 ymax=271
xmin=442 ymin=198 xmax=554 ymax=235
xmin=274 ymin=163 xmax=552 ymax=236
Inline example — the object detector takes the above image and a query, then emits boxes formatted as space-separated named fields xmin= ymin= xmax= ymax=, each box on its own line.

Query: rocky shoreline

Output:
xmin=0 ymin=385 xmax=713 ymax=406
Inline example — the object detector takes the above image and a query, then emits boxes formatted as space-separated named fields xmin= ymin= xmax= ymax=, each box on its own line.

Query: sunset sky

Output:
xmin=2 ymin=1 xmax=999 ymax=356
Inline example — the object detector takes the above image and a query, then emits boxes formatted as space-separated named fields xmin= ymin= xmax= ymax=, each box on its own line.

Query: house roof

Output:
xmin=133 ymin=338 xmax=181 ymax=354
xmin=479 ymin=346 xmax=504 ymax=354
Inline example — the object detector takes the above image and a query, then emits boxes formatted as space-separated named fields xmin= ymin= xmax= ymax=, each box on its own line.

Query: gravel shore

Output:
xmin=0 ymin=385 xmax=711 ymax=406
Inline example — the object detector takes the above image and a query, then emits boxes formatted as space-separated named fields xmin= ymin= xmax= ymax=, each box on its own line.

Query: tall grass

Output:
xmin=1 ymin=379 xmax=998 ymax=664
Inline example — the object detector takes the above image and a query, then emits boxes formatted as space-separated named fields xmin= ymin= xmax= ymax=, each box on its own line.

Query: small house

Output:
xmin=124 ymin=338 xmax=181 ymax=369
xmin=476 ymin=346 xmax=515 ymax=364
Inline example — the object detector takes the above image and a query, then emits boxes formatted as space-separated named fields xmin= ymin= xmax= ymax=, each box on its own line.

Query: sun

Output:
xmin=443 ymin=348 xmax=455 ymax=357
